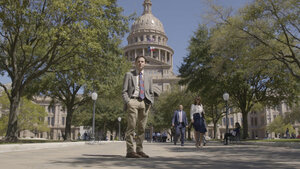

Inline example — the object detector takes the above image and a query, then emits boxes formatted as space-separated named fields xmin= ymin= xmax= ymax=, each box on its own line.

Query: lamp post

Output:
xmin=91 ymin=92 xmax=98 ymax=141
xmin=223 ymin=92 xmax=229 ymax=144
xmin=118 ymin=117 xmax=121 ymax=141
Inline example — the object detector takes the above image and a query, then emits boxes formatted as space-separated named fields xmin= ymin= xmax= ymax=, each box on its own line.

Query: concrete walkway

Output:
xmin=0 ymin=141 xmax=299 ymax=169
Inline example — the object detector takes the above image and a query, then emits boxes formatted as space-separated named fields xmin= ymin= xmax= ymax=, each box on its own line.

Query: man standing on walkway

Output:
xmin=122 ymin=56 xmax=154 ymax=158
xmin=172 ymin=105 xmax=188 ymax=146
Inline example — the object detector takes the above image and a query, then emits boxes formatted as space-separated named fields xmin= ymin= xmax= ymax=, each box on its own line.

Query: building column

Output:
xmin=142 ymin=48 xmax=145 ymax=56
xmin=134 ymin=49 xmax=137 ymax=58
xmin=158 ymin=49 xmax=161 ymax=61
xmin=151 ymin=49 xmax=153 ymax=58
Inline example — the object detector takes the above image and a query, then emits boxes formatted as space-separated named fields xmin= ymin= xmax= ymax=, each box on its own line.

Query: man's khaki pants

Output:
xmin=125 ymin=99 xmax=150 ymax=153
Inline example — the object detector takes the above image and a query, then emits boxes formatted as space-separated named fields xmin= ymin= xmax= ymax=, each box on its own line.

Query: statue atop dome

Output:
xmin=143 ymin=0 xmax=152 ymax=14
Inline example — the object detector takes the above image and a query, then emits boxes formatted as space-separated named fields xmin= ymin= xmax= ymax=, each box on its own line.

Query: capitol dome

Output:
xmin=131 ymin=13 xmax=165 ymax=34
xmin=130 ymin=0 xmax=165 ymax=34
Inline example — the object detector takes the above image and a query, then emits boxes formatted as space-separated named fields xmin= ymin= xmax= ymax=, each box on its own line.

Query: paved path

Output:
xmin=0 ymin=141 xmax=299 ymax=169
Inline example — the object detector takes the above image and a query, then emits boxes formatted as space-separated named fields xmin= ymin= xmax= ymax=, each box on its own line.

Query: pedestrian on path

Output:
xmin=190 ymin=96 xmax=207 ymax=148
xmin=122 ymin=55 xmax=154 ymax=158
xmin=172 ymin=105 xmax=188 ymax=146
xmin=286 ymin=128 xmax=290 ymax=139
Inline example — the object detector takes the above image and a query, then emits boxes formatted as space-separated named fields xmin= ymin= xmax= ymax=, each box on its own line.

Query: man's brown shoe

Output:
xmin=137 ymin=152 xmax=150 ymax=158
xmin=126 ymin=152 xmax=141 ymax=158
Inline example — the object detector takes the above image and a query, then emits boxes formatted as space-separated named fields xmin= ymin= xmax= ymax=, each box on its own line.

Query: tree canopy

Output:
xmin=208 ymin=0 xmax=300 ymax=79
xmin=0 ymin=0 xmax=130 ymax=141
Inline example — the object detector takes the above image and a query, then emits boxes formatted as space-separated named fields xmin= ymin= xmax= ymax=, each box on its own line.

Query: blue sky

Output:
xmin=0 ymin=0 xmax=251 ymax=84
xmin=117 ymin=0 xmax=252 ymax=75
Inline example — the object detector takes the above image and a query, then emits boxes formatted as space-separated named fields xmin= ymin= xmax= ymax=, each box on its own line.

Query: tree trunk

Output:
xmin=5 ymin=88 xmax=21 ymax=142
xmin=213 ymin=121 xmax=217 ymax=139
xmin=242 ymin=110 xmax=249 ymax=139
xmin=64 ymin=106 xmax=74 ymax=141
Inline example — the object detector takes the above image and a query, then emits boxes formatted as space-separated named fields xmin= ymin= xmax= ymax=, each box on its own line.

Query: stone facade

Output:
xmin=248 ymin=103 xmax=300 ymax=139
xmin=27 ymin=96 xmax=80 ymax=140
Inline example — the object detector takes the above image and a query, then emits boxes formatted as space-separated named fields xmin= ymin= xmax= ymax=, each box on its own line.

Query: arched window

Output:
xmin=152 ymin=35 xmax=156 ymax=42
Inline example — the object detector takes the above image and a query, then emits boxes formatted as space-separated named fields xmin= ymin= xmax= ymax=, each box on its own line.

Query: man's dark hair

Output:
xmin=135 ymin=55 xmax=146 ymax=62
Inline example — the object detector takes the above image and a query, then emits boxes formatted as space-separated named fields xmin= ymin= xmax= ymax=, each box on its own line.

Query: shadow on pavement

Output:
xmin=50 ymin=142 xmax=300 ymax=169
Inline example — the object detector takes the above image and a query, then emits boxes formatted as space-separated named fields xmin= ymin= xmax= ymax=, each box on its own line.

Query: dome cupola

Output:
xmin=130 ymin=0 xmax=165 ymax=34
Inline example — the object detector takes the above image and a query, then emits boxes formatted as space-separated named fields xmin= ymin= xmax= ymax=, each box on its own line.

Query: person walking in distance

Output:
xmin=190 ymin=96 xmax=207 ymax=148
xmin=172 ymin=105 xmax=188 ymax=146
xmin=122 ymin=56 xmax=154 ymax=158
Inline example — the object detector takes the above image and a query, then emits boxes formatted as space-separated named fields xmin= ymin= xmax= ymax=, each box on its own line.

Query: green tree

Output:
xmin=179 ymin=22 xmax=298 ymax=139
xmin=73 ymin=83 xmax=127 ymax=140
xmin=267 ymin=116 xmax=295 ymax=137
xmin=37 ymin=52 xmax=130 ymax=141
xmin=0 ymin=93 xmax=48 ymax=137
xmin=283 ymin=103 xmax=300 ymax=124
xmin=179 ymin=25 xmax=224 ymax=139
xmin=0 ymin=115 xmax=8 ymax=136
xmin=212 ymin=24 xmax=298 ymax=139
xmin=208 ymin=0 xmax=300 ymax=79
xmin=0 ymin=0 xmax=130 ymax=141
xmin=208 ymin=6 xmax=299 ymax=138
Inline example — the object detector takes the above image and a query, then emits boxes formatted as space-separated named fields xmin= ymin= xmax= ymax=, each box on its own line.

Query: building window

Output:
xmin=61 ymin=106 xmax=66 ymax=113
xmin=276 ymin=105 xmax=280 ymax=111
xmin=48 ymin=106 xmax=55 ymax=114
xmin=261 ymin=116 xmax=265 ymax=125
xmin=51 ymin=117 xmax=55 ymax=126
xmin=152 ymin=35 xmax=156 ymax=42
xmin=230 ymin=118 xmax=234 ymax=127
xmin=52 ymin=106 xmax=55 ymax=114
xmin=222 ymin=118 xmax=226 ymax=126
xmin=48 ymin=117 xmax=50 ymax=125
xmin=62 ymin=117 xmax=65 ymax=126
xmin=146 ymin=35 xmax=150 ymax=41
xmin=254 ymin=117 xmax=257 ymax=126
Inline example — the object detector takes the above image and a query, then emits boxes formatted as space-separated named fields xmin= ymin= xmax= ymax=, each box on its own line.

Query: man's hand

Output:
xmin=191 ymin=119 xmax=194 ymax=123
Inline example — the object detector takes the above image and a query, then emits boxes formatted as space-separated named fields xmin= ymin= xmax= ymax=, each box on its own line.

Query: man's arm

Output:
xmin=172 ymin=111 xmax=176 ymax=126
xmin=122 ymin=72 xmax=130 ymax=103
xmin=184 ymin=111 xmax=188 ymax=126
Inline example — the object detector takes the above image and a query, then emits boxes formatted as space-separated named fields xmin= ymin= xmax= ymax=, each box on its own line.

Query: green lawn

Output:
xmin=0 ymin=139 xmax=78 ymax=144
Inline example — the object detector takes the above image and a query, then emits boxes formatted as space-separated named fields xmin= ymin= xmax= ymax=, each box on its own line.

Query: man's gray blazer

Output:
xmin=122 ymin=70 xmax=154 ymax=110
